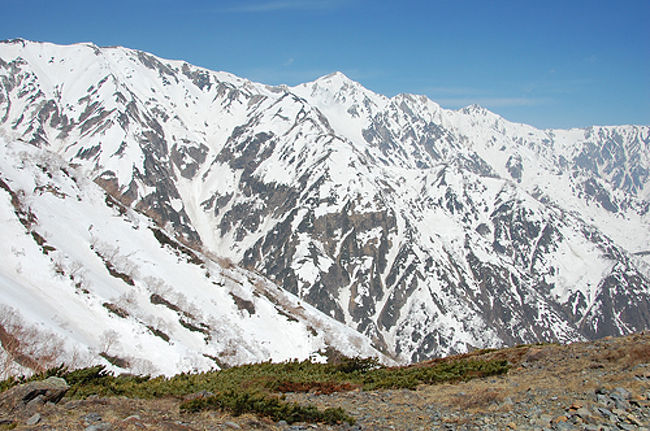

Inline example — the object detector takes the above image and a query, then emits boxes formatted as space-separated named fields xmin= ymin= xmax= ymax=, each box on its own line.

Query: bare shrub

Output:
xmin=0 ymin=305 xmax=66 ymax=378
xmin=99 ymin=329 xmax=120 ymax=353
xmin=131 ymin=357 xmax=158 ymax=376
xmin=89 ymin=238 xmax=140 ymax=283
xmin=65 ymin=346 xmax=93 ymax=370
xmin=116 ymin=291 xmax=137 ymax=308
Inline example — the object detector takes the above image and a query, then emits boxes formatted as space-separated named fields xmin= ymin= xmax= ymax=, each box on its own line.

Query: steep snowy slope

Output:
xmin=0 ymin=134 xmax=387 ymax=377
xmin=0 ymin=39 xmax=648 ymax=363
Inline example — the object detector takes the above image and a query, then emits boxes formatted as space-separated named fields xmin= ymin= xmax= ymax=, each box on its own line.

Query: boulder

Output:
xmin=0 ymin=376 xmax=69 ymax=413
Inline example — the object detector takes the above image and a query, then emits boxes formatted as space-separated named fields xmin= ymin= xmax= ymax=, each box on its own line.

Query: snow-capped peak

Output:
xmin=312 ymin=71 xmax=360 ymax=91
xmin=293 ymin=71 xmax=387 ymax=110
xmin=291 ymin=72 xmax=388 ymax=146
xmin=0 ymin=40 xmax=648 ymax=369
xmin=460 ymin=103 xmax=501 ymax=119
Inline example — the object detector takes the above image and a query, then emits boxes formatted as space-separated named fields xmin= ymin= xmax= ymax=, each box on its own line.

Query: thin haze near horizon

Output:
xmin=1 ymin=0 xmax=648 ymax=130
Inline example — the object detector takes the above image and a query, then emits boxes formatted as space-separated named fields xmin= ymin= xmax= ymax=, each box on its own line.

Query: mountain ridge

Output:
xmin=0 ymin=39 xmax=648 ymax=366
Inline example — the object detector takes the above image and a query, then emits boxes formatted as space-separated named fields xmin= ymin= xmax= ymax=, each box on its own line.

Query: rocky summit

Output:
xmin=0 ymin=39 xmax=649 ymax=373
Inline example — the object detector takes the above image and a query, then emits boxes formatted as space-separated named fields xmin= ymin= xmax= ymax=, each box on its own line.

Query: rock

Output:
xmin=596 ymin=394 xmax=610 ymax=405
xmin=224 ymin=422 xmax=241 ymax=430
xmin=575 ymin=407 xmax=596 ymax=423
xmin=159 ymin=421 xmax=194 ymax=430
xmin=85 ymin=423 xmax=112 ymax=431
xmin=0 ymin=376 xmax=69 ymax=413
xmin=81 ymin=412 xmax=103 ymax=425
xmin=569 ymin=401 xmax=583 ymax=410
xmin=614 ymin=398 xmax=631 ymax=409
xmin=26 ymin=413 xmax=41 ymax=425
xmin=65 ymin=399 xmax=83 ymax=409
xmin=551 ymin=415 xmax=568 ymax=424
xmin=614 ymin=387 xmax=631 ymax=399
xmin=183 ymin=390 xmax=214 ymax=401
xmin=627 ymin=414 xmax=643 ymax=426
xmin=25 ymin=394 xmax=46 ymax=411
xmin=597 ymin=407 xmax=614 ymax=419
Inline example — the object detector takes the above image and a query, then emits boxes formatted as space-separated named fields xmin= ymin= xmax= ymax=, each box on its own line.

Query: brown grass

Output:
xmin=450 ymin=388 xmax=505 ymax=411
xmin=626 ymin=343 xmax=650 ymax=365
xmin=418 ymin=343 xmax=543 ymax=368
xmin=600 ymin=343 xmax=650 ymax=369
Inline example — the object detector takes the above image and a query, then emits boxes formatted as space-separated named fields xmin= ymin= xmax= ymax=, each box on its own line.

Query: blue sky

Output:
xmin=2 ymin=0 xmax=648 ymax=129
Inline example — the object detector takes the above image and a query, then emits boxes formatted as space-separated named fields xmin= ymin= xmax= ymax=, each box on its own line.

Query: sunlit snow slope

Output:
xmin=0 ymin=134 xmax=387 ymax=377
xmin=0 ymin=39 xmax=648 ymax=365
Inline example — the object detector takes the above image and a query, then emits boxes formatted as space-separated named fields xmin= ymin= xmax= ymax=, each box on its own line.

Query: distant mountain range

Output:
xmin=0 ymin=39 xmax=648 ymax=374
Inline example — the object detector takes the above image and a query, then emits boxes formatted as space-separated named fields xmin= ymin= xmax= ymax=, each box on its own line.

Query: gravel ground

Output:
xmin=1 ymin=333 xmax=648 ymax=431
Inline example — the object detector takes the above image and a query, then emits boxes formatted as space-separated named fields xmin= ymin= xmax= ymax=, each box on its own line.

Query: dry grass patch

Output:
xmin=452 ymin=387 xmax=505 ymax=411
xmin=598 ymin=342 xmax=650 ymax=369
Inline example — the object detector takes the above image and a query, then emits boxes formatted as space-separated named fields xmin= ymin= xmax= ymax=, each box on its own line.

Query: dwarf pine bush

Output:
xmin=0 ymin=355 xmax=509 ymax=424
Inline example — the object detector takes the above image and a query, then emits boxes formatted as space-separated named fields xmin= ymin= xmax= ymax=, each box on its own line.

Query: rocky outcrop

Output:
xmin=0 ymin=376 xmax=68 ymax=414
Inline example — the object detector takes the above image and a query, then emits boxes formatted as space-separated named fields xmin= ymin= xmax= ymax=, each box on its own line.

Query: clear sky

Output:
xmin=2 ymin=0 xmax=649 ymax=129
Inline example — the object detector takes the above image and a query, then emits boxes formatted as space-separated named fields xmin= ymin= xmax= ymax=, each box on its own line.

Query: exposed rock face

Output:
xmin=0 ymin=377 xmax=68 ymax=414
xmin=0 ymin=39 xmax=649 ymax=362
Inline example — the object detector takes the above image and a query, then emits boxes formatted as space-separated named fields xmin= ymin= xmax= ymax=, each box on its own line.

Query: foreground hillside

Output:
xmin=0 ymin=333 xmax=648 ymax=430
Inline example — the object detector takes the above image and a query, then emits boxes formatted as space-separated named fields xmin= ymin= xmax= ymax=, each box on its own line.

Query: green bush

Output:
xmin=179 ymin=390 xmax=355 ymax=425
xmin=0 ymin=354 xmax=508 ymax=425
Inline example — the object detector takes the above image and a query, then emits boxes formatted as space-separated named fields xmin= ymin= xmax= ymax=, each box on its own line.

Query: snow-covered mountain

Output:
xmin=0 ymin=134 xmax=387 ymax=377
xmin=0 ymin=39 xmax=648 ymax=367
